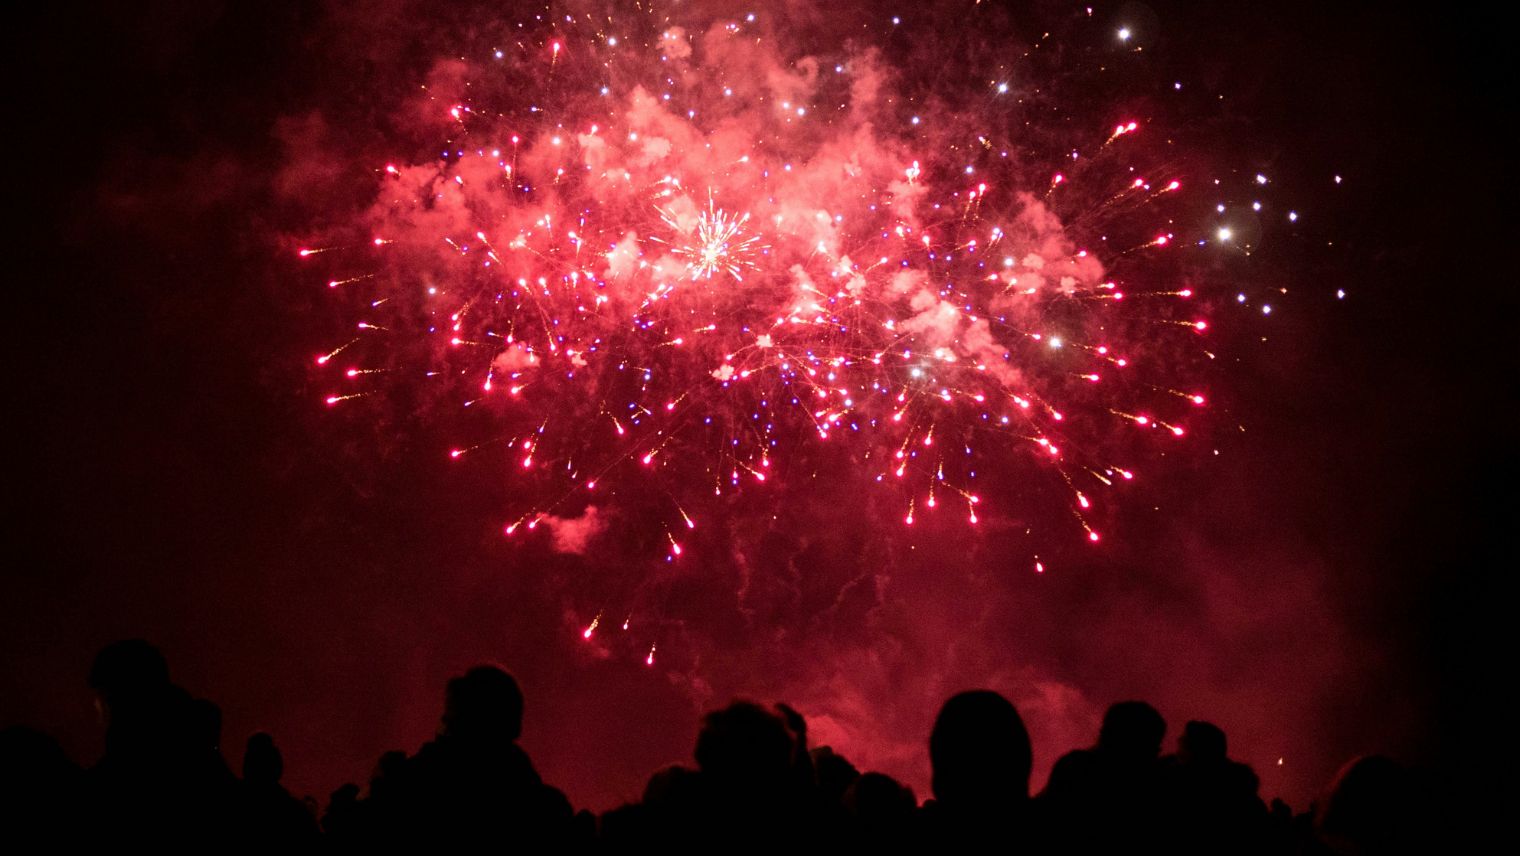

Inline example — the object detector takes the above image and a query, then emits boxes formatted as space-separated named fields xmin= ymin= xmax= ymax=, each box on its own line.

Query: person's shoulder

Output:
xmin=537 ymin=781 xmax=573 ymax=816
xmin=1043 ymin=747 xmax=1100 ymax=791
xmin=1052 ymin=747 xmax=1099 ymax=769
xmin=498 ymin=740 xmax=542 ymax=777
xmin=1225 ymin=759 xmax=1261 ymax=791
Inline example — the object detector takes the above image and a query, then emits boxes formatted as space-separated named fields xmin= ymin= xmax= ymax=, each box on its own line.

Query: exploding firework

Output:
xmin=656 ymin=197 xmax=763 ymax=282
xmin=302 ymin=4 xmax=1273 ymax=653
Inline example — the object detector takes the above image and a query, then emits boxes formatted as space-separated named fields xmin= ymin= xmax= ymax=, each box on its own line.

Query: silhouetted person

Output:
xmin=1157 ymin=720 xmax=1268 ymax=853
xmin=241 ymin=732 xmax=318 ymax=843
xmin=606 ymin=700 xmax=812 ymax=847
xmin=810 ymin=744 xmax=861 ymax=841
xmin=1267 ymin=796 xmax=1299 ymax=853
xmin=843 ymin=771 xmax=917 ymax=847
xmin=186 ymin=697 xmax=237 ymax=784
xmin=693 ymin=701 xmax=795 ymax=793
xmin=367 ymin=748 xmax=409 ymax=802
xmin=321 ymin=782 xmax=361 ymax=836
xmin=775 ymin=703 xmax=818 ymax=806
xmin=350 ymin=665 xmax=574 ymax=845
xmin=693 ymin=700 xmax=811 ymax=842
xmin=80 ymin=639 xmax=236 ymax=843
xmin=0 ymin=726 xmax=80 ymax=838
xmin=1312 ymin=755 xmax=1424 ymax=855
xmin=87 ymin=639 xmax=179 ymax=768
xmin=598 ymin=763 xmax=701 ymax=844
xmin=1040 ymin=700 xmax=1167 ymax=850
xmin=920 ymin=690 xmax=1035 ymax=849
xmin=24 ymin=640 xmax=1435 ymax=849
xmin=182 ymin=697 xmax=244 ymax=833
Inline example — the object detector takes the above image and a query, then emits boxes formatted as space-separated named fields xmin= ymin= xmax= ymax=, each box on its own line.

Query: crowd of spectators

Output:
xmin=0 ymin=640 xmax=1427 ymax=852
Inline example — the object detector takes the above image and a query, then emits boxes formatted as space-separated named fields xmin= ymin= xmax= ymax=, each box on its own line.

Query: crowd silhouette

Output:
xmin=0 ymin=639 xmax=1428 ymax=852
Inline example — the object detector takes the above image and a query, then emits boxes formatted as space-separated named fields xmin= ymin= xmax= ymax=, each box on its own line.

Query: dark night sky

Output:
xmin=3 ymin=0 xmax=1508 ymax=814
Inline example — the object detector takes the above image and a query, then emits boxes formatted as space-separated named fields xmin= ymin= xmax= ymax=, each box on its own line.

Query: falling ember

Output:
xmin=1106 ymin=121 xmax=1139 ymax=143
xmin=315 ymin=339 xmax=357 ymax=365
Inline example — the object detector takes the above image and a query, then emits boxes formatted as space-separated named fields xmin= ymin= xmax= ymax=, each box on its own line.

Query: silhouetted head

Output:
xmin=0 ymin=726 xmax=78 ymax=792
xmin=642 ymin=764 xmax=701 ymax=806
xmin=1178 ymin=720 xmax=1227 ymax=763
xmin=88 ymin=639 xmax=170 ymax=707
xmin=441 ymin=665 xmax=524 ymax=742
xmin=329 ymin=782 xmax=360 ymax=806
xmin=693 ymin=701 xmax=793 ymax=791
xmin=368 ymin=749 xmax=409 ymax=798
xmin=1316 ymin=755 xmax=1415 ymax=847
xmin=244 ymin=732 xmax=284 ymax=784
xmin=929 ymin=690 xmax=1033 ymax=806
xmin=1097 ymin=701 xmax=1165 ymax=761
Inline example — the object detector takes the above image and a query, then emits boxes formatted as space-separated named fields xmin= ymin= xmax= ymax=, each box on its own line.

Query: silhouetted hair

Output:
xmin=930 ymin=690 xmax=1033 ymax=804
xmin=442 ymin=665 xmax=524 ymax=741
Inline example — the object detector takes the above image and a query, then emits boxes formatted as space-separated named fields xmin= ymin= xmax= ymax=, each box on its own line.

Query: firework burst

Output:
xmin=300 ymin=4 xmax=1275 ymax=655
xmin=657 ymin=197 xmax=762 ymax=282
